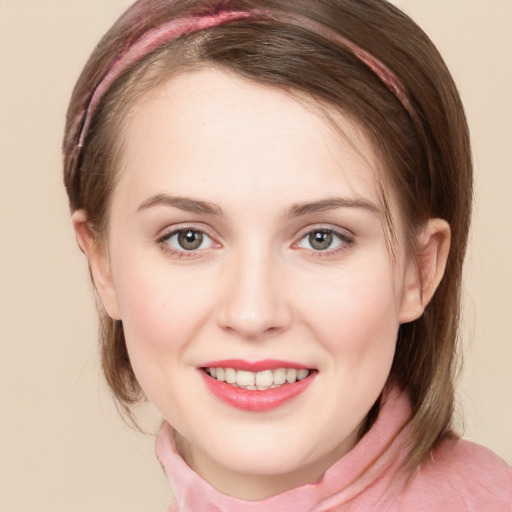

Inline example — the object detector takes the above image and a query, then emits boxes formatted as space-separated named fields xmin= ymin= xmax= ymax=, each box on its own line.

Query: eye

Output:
xmin=162 ymin=229 xmax=215 ymax=252
xmin=297 ymin=228 xmax=352 ymax=253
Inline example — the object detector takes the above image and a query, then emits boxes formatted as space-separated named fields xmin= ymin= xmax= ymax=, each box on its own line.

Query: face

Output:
xmin=92 ymin=68 xmax=422 ymax=499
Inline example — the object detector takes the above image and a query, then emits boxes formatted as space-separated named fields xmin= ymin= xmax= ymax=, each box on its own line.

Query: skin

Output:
xmin=73 ymin=68 xmax=450 ymax=500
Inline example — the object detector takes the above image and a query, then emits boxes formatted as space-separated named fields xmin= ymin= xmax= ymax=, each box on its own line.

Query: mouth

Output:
xmin=203 ymin=367 xmax=311 ymax=391
xmin=199 ymin=360 xmax=317 ymax=411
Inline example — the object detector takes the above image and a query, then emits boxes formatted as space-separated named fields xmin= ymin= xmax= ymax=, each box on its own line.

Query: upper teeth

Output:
xmin=206 ymin=367 xmax=310 ymax=390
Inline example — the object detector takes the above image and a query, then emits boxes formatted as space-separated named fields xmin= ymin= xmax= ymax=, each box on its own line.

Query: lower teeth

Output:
xmin=230 ymin=383 xmax=282 ymax=391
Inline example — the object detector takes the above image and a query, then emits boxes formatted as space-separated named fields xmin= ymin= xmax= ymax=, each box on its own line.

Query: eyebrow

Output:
xmin=137 ymin=194 xmax=380 ymax=218
xmin=286 ymin=197 xmax=381 ymax=218
xmin=137 ymin=194 xmax=223 ymax=215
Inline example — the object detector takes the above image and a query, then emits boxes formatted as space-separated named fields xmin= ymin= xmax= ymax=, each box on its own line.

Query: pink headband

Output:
xmin=74 ymin=8 xmax=410 ymax=150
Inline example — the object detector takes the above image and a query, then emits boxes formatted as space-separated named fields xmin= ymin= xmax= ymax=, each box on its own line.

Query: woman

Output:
xmin=63 ymin=0 xmax=512 ymax=509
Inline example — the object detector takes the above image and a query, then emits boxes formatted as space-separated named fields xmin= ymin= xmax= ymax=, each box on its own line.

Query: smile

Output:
xmin=204 ymin=367 xmax=310 ymax=390
xmin=199 ymin=360 xmax=316 ymax=411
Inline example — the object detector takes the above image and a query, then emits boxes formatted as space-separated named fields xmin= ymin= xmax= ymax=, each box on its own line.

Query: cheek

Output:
xmin=346 ymin=274 xmax=401 ymax=346
xmin=305 ymin=263 xmax=401 ymax=335
xmin=114 ymin=272 xmax=214 ymax=423
xmin=114 ymin=247 xmax=207 ymax=330
xmin=111 ymin=260 xmax=211 ymax=383
xmin=118 ymin=275 xmax=174 ymax=341
xmin=298 ymin=258 xmax=402 ymax=376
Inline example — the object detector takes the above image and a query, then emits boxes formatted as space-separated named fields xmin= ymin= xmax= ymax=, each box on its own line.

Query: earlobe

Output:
xmin=399 ymin=218 xmax=451 ymax=324
xmin=71 ymin=210 xmax=122 ymax=320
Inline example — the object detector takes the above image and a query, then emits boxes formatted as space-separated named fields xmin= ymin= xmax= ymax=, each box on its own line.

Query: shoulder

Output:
xmin=401 ymin=436 xmax=512 ymax=511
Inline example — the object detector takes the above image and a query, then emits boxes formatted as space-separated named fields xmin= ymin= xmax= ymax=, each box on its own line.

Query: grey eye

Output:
xmin=163 ymin=229 xmax=214 ymax=252
xmin=297 ymin=229 xmax=347 ymax=252
xmin=308 ymin=231 xmax=333 ymax=250
xmin=177 ymin=230 xmax=204 ymax=250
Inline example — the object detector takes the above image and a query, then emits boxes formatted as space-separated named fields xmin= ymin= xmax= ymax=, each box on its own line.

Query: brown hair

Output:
xmin=63 ymin=0 xmax=472 ymax=468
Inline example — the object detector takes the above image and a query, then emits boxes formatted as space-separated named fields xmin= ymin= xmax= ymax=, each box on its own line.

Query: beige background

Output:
xmin=1 ymin=1 xmax=511 ymax=511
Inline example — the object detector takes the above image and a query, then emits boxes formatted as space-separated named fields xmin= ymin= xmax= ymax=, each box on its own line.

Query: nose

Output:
xmin=216 ymin=245 xmax=292 ymax=340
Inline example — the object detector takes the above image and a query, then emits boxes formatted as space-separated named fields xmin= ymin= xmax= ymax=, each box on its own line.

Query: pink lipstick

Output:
xmin=199 ymin=360 xmax=316 ymax=412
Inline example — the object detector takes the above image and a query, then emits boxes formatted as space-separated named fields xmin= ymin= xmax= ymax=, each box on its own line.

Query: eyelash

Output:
xmin=294 ymin=226 xmax=355 ymax=257
xmin=156 ymin=225 xmax=355 ymax=258
xmin=157 ymin=225 xmax=218 ymax=259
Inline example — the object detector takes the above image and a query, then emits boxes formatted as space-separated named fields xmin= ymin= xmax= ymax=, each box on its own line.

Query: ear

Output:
xmin=71 ymin=210 xmax=122 ymax=320
xmin=399 ymin=218 xmax=451 ymax=324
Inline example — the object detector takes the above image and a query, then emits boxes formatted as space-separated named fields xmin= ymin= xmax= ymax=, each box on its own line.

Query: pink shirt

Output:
xmin=156 ymin=389 xmax=512 ymax=511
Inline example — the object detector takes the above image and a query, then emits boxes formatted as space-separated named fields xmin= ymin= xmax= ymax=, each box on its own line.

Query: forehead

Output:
xmin=114 ymin=67 xmax=390 ymax=215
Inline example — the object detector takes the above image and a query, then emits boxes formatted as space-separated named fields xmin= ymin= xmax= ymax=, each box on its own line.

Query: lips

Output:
xmin=205 ymin=367 xmax=310 ymax=390
xmin=199 ymin=360 xmax=316 ymax=411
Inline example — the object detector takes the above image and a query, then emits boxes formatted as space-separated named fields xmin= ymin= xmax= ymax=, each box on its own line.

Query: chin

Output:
xmin=180 ymin=420 xmax=356 ymax=486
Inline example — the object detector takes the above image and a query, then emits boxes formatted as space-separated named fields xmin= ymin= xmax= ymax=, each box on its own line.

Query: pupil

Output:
xmin=310 ymin=231 xmax=332 ymax=250
xmin=178 ymin=230 xmax=203 ymax=250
